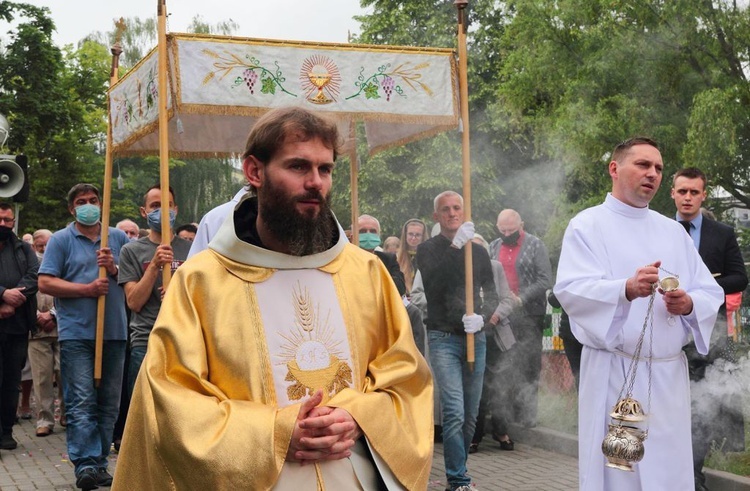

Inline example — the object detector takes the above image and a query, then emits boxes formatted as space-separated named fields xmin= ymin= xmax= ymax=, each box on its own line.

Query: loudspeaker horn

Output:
xmin=0 ymin=157 xmax=25 ymax=198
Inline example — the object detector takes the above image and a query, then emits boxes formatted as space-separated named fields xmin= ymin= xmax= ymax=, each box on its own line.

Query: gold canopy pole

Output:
xmin=349 ymin=123 xmax=359 ymax=245
xmin=95 ymin=21 xmax=125 ymax=384
xmin=157 ymin=0 xmax=172 ymax=288
xmin=455 ymin=0 xmax=475 ymax=370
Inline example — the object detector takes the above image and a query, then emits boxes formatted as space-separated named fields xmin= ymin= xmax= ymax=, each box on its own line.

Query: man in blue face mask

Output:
xmin=356 ymin=214 xmax=406 ymax=296
xmin=38 ymin=183 xmax=129 ymax=490
xmin=118 ymin=184 xmax=190 ymax=400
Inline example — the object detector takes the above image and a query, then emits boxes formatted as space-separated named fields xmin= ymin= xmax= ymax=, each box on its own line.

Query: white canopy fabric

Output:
xmin=110 ymin=33 xmax=459 ymax=157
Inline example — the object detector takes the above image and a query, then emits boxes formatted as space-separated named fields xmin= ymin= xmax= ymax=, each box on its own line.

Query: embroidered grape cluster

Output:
xmin=381 ymin=75 xmax=395 ymax=101
xmin=243 ymin=69 xmax=259 ymax=94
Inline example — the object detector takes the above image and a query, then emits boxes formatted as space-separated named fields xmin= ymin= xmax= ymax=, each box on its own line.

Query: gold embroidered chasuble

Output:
xmin=112 ymin=216 xmax=433 ymax=491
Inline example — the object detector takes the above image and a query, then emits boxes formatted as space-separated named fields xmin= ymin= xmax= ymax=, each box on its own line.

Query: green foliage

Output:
xmin=494 ymin=0 xmax=750 ymax=248
xmin=0 ymin=4 xmax=109 ymax=232
xmin=350 ymin=0 xmax=554 ymax=243
xmin=83 ymin=14 xmax=243 ymax=227
xmin=83 ymin=15 xmax=240 ymax=69
xmin=0 ymin=4 xmax=244 ymax=234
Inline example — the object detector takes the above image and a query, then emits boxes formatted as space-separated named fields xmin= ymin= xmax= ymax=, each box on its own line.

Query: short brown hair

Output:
xmin=242 ymin=107 xmax=340 ymax=164
xmin=67 ymin=184 xmax=100 ymax=208
xmin=611 ymin=137 xmax=659 ymax=164
xmin=672 ymin=167 xmax=707 ymax=188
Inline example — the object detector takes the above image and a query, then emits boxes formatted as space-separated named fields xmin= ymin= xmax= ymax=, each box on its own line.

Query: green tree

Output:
xmin=0 ymin=3 xmax=109 ymax=232
xmin=84 ymin=15 xmax=243 ymax=226
xmin=350 ymin=1 xmax=549 ymax=241
xmin=83 ymin=15 xmax=240 ymax=68
xmin=494 ymin=0 xmax=750 ymax=239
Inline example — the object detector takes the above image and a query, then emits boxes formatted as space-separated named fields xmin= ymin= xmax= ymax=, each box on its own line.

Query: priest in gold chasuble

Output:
xmin=112 ymin=107 xmax=433 ymax=491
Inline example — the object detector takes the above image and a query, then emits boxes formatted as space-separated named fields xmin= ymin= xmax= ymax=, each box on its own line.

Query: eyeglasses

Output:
xmin=359 ymin=228 xmax=378 ymax=234
xmin=407 ymin=233 xmax=423 ymax=238
xmin=0 ymin=218 xmax=15 ymax=224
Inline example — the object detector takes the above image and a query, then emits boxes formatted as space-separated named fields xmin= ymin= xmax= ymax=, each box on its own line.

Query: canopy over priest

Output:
xmin=113 ymin=107 xmax=433 ymax=490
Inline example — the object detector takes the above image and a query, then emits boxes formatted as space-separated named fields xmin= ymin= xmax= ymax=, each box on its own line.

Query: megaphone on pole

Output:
xmin=0 ymin=155 xmax=28 ymax=202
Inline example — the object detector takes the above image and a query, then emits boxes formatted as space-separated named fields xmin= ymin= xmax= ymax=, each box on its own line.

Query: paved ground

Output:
xmin=429 ymin=438 xmax=578 ymax=490
xmin=0 ymin=413 xmax=578 ymax=491
xmin=2 ymin=413 xmax=748 ymax=490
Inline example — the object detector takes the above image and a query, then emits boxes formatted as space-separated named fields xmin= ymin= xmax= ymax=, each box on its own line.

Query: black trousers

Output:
xmin=0 ymin=333 xmax=28 ymax=434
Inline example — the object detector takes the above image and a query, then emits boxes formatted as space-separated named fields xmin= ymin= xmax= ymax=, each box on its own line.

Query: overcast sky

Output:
xmin=12 ymin=0 xmax=366 ymax=47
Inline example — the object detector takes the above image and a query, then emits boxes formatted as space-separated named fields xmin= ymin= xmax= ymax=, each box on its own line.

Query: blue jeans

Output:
xmin=428 ymin=330 xmax=486 ymax=490
xmin=128 ymin=345 xmax=147 ymax=398
xmin=60 ymin=340 xmax=125 ymax=476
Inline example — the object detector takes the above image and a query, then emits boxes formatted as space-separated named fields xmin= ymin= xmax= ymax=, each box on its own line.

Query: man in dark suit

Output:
xmin=672 ymin=167 xmax=748 ymax=491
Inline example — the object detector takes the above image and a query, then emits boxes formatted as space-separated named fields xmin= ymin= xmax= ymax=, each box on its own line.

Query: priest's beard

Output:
xmin=257 ymin=180 xmax=335 ymax=256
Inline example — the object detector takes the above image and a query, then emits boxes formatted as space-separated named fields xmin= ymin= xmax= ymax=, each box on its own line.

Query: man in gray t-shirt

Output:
xmin=118 ymin=184 xmax=190 ymax=395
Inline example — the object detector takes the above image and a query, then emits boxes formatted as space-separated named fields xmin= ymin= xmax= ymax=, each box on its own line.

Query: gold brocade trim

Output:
xmin=110 ymin=127 xmax=163 ymax=157
xmin=245 ymin=281 xmax=276 ymax=406
xmin=108 ymin=47 xmax=158 ymax=93
xmin=174 ymin=104 xmax=457 ymax=125
xmin=169 ymin=35 xmax=182 ymax=113
xmin=171 ymin=36 xmax=185 ymax=113
xmin=314 ymin=463 xmax=325 ymax=491
xmin=170 ymin=32 xmax=456 ymax=55
xmin=330 ymin=273 xmax=361 ymax=386
xmin=450 ymin=54 xmax=460 ymax=117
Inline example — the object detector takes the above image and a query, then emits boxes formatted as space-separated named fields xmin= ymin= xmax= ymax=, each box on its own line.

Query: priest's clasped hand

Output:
xmin=451 ymin=221 xmax=475 ymax=249
xmin=287 ymin=389 xmax=363 ymax=465
xmin=625 ymin=261 xmax=661 ymax=301
xmin=462 ymin=313 xmax=484 ymax=334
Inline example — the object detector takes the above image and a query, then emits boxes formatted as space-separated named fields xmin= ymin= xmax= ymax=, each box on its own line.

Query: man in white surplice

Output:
xmin=553 ymin=137 xmax=723 ymax=491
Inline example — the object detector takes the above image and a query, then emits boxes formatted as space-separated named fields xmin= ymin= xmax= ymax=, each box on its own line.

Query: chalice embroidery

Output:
xmin=278 ymin=282 xmax=352 ymax=404
xmin=300 ymin=55 xmax=341 ymax=105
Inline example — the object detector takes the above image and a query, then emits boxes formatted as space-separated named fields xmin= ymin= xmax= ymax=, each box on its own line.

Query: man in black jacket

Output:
xmin=672 ymin=167 xmax=748 ymax=491
xmin=0 ymin=203 xmax=38 ymax=451
xmin=418 ymin=191 xmax=498 ymax=491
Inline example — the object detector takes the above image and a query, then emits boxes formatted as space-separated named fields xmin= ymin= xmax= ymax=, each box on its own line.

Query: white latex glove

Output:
xmin=462 ymin=313 xmax=484 ymax=334
xmin=451 ymin=221 xmax=475 ymax=249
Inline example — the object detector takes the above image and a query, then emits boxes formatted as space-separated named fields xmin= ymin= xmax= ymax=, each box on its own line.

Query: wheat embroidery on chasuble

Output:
xmin=253 ymin=269 xmax=353 ymax=408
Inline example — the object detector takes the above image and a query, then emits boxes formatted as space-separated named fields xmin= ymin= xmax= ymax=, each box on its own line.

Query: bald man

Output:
xmin=116 ymin=219 xmax=139 ymax=242
xmin=488 ymin=209 xmax=552 ymax=433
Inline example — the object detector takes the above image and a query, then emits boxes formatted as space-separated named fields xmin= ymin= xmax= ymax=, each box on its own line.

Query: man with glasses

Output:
xmin=0 ymin=203 xmax=38 ymax=452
